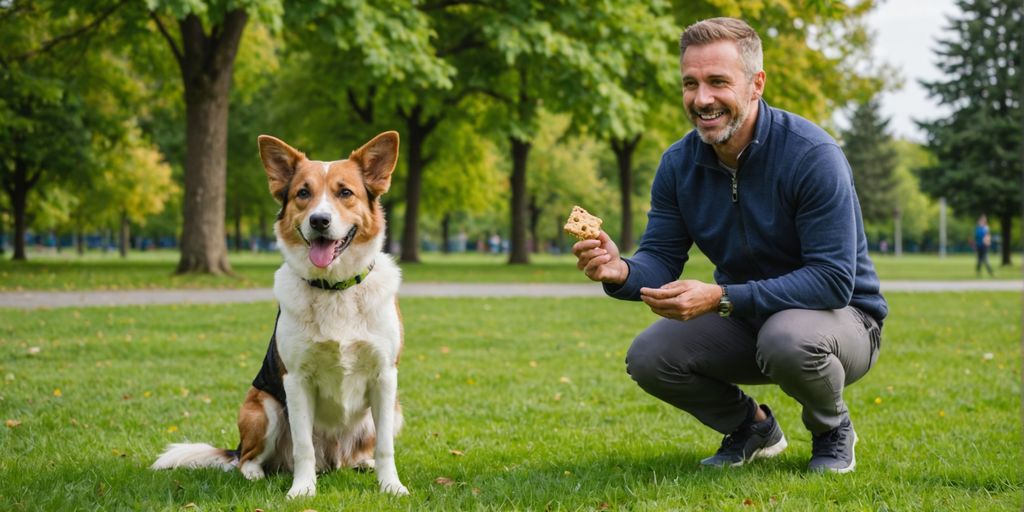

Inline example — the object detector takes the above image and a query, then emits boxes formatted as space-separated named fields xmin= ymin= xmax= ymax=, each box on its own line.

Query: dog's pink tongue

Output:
xmin=309 ymin=239 xmax=339 ymax=268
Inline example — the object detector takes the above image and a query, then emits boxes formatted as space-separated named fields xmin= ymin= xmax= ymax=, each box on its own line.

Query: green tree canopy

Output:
xmin=917 ymin=0 xmax=1022 ymax=264
xmin=841 ymin=97 xmax=899 ymax=223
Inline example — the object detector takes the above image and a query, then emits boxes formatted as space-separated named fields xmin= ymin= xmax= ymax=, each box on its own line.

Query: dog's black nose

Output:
xmin=309 ymin=213 xmax=331 ymax=232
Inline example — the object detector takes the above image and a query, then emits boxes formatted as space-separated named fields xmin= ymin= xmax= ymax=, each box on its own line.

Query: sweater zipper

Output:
xmin=729 ymin=143 xmax=768 ymax=280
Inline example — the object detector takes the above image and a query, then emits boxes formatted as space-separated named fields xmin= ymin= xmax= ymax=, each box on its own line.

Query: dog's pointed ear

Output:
xmin=258 ymin=135 xmax=305 ymax=203
xmin=350 ymin=131 xmax=399 ymax=198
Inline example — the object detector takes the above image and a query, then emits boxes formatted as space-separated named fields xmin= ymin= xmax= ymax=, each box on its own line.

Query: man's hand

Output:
xmin=640 ymin=280 xmax=723 ymax=321
xmin=572 ymin=231 xmax=629 ymax=285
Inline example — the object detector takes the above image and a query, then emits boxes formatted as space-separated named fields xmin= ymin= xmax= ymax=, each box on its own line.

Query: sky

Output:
xmin=864 ymin=0 xmax=960 ymax=142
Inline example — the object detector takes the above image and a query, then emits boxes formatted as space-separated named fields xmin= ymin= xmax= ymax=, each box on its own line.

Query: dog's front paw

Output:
xmin=286 ymin=480 xmax=317 ymax=499
xmin=380 ymin=481 xmax=409 ymax=496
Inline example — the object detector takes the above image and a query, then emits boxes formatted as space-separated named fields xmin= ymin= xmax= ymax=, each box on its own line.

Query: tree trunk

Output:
xmin=233 ymin=204 xmax=243 ymax=252
xmin=258 ymin=215 xmax=268 ymax=252
xmin=172 ymin=11 xmax=247 ymax=275
xmin=119 ymin=212 xmax=130 ymax=258
xmin=508 ymin=137 xmax=531 ymax=264
xmin=399 ymin=104 xmax=440 ymax=264
xmin=528 ymin=195 xmax=542 ymax=254
xmin=382 ymin=198 xmax=394 ymax=255
xmin=999 ymin=211 xmax=1013 ymax=266
xmin=611 ymin=134 xmax=641 ymax=254
xmin=76 ymin=231 xmax=85 ymax=255
xmin=441 ymin=212 xmax=451 ymax=254
xmin=7 ymin=159 xmax=35 ymax=261
xmin=893 ymin=210 xmax=903 ymax=257
xmin=554 ymin=213 xmax=567 ymax=253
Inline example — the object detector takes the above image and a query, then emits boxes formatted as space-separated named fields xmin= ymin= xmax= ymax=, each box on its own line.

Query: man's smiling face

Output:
xmin=681 ymin=40 xmax=764 ymax=147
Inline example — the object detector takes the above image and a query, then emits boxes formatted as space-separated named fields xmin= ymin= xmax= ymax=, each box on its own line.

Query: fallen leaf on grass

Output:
xmin=743 ymin=498 xmax=754 ymax=506
xmin=449 ymin=449 xmax=465 ymax=457
xmin=5 ymin=419 xmax=21 ymax=428
xmin=434 ymin=477 xmax=456 ymax=486
xmin=559 ymin=376 xmax=571 ymax=384
xmin=167 ymin=425 xmax=178 ymax=433
xmin=27 ymin=347 xmax=41 ymax=355
xmin=53 ymin=388 xmax=62 ymax=397
xmin=597 ymin=503 xmax=610 ymax=510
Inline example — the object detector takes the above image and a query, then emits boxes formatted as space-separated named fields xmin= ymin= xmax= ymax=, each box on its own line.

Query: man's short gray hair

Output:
xmin=679 ymin=17 xmax=763 ymax=78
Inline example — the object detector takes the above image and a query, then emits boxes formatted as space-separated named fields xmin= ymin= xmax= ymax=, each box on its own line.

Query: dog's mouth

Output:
xmin=306 ymin=225 xmax=358 ymax=269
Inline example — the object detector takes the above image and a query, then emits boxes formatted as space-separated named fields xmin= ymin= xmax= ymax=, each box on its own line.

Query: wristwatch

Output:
xmin=718 ymin=285 xmax=733 ymax=317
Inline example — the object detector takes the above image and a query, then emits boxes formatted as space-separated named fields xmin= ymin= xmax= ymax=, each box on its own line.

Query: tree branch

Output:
xmin=347 ymin=87 xmax=376 ymax=124
xmin=149 ymin=10 xmax=183 ymax=68
xmin=12 ymin=0 xmax=130 ymax=63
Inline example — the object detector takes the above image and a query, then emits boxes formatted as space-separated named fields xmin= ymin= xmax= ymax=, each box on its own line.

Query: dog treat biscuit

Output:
xmin=563 ymin=206 xmax=603 ymax=240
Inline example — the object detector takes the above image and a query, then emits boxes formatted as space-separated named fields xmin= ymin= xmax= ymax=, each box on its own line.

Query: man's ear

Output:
xmin=258 ymin=135 xmax=305 ymax=203
xmin=751 ymin=69 xmax=766 ymax=101
xmin=350 ymin=131 xmax=399 ymax=198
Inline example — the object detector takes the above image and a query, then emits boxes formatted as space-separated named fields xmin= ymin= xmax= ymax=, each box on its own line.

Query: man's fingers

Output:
xmin=583 ymin=253 xmax=612 ymax=275
xmin=640 ymin=286 xmax=680 ymax=300
xmin=572 ymin=239 xmax=601 ymax=256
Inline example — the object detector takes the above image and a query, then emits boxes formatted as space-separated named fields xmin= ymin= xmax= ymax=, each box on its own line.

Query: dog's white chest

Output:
xmin=297 ymin=339 xmax=379 ymax=427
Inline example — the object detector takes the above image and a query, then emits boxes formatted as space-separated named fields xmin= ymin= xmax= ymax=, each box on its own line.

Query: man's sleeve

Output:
xmin=604 ymin=151 xmax=692 ymax=301
xmin=726 ymin=143 xmax=859 ymax=317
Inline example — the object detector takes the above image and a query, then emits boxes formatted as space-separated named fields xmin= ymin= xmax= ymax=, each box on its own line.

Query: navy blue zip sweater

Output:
xmin=605 ymin=99 xmax=888 ymax=325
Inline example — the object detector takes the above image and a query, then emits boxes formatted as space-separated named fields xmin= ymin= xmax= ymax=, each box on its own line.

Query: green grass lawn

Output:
xmin=1 ymin=292 xmax=1020 ymax=510
xmin=1 ymin=249 xmax=1020 ymax=291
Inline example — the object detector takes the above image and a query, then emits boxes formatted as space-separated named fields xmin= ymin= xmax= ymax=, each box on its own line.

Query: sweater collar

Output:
xmin=694 ymin=98 xmax=772 ymax=170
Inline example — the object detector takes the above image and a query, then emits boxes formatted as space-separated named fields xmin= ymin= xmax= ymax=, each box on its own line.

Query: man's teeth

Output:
xmin=699 ymin=111 xmax=725 ymax=120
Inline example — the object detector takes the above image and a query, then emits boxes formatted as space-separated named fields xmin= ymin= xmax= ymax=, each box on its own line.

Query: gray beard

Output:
xmin=695 ymin=106 xmax=747 ymax=145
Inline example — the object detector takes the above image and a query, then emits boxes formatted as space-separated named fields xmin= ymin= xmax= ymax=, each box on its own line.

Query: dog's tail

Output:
xmin=151 ymin=443 xmax=238 ymax=472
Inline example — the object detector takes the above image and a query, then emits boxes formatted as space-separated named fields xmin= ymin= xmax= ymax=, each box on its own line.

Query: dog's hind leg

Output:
xmin=237 ymin=388 xmax=285 ymax=481
xmin=339 ymin=409 xmax=377 ymax=471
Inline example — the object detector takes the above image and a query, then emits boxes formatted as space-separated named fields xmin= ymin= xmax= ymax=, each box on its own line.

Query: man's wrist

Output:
xmin=718 ymin=284 xmax=733 ymax=317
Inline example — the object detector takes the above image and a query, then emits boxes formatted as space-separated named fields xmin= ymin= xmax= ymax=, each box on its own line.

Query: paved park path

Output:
xmin=0 ymin=280 xmax=1020 ymax=309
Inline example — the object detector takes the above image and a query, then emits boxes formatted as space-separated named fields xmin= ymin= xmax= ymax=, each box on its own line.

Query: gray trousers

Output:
xmin=625 ymin=307 xmax=881 ymax=435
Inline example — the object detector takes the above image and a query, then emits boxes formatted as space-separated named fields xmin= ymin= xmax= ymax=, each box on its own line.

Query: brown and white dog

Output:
xmin=152 ymin=132 xmax=408 ymax=498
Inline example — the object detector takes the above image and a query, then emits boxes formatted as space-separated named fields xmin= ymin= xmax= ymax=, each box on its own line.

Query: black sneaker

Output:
xmin=809 ymin=418 xmax=857 ymax=473
xmin=700 ymin=404 xmax=787 ymax=467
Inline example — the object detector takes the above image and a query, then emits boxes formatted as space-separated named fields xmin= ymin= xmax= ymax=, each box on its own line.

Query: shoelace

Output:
xmin=812 ymin=427 xmax=848 ymax=459
xmin=717 ymin=423 xmax=753 ymax=453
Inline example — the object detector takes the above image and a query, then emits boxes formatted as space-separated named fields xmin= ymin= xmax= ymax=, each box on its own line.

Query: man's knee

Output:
xmin=755 ymin=311 xmax=828 ymax=374
xmin=625 ymin=331 xmax=666 ymax=388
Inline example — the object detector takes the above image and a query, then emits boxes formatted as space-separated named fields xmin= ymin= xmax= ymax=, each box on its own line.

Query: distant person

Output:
xmin=974 ymin=214 xmax=994 ymax=277
xmin=573 ymin=17 xmax=885 ymax=474
xmin=879 ymin=239 xmax=888 ymax=254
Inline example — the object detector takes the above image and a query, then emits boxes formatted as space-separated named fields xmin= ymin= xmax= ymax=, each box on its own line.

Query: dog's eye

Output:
xmin=296 ymin=188 xmax=311 ymax=200
xmin=339 ymin=188 xmax=353 ymax=198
